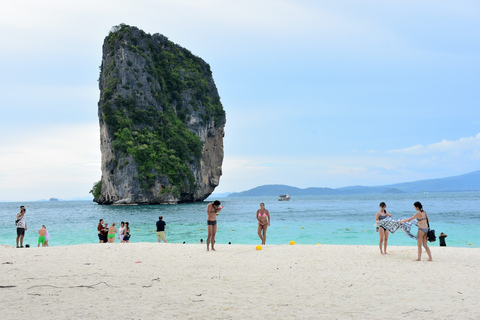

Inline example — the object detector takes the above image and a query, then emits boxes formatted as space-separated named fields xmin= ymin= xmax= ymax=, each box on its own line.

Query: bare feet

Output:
xmin=414 ymin=259 xmax=421 ymax=261
xmin=427 ymin=259 xmax=433 ymax=261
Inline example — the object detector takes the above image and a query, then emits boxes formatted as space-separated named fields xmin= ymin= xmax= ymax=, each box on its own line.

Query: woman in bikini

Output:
xmin=108 ymin=222 xmax=117 ymax=243
xmin=398 ymin=201 xmax=433 ymax=261
xmin=256 ymin=203 xmax=270 ymax=245
xmin=375 ymin=202 xmax=392 ymax=255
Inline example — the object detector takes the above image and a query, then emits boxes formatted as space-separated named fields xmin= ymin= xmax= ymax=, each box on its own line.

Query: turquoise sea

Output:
xmin=1 ymin=192 xmax=478 ymax=248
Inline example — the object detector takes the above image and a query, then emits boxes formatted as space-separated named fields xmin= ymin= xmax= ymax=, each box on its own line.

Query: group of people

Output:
xmin=15 ymin=205 xmax=50 ymax=248
xmin=97 ymin=219 xmax=131 ymax=243
xmin=376 ymin=201 xmax=447 ymax=262
xmin=14 ymin=201 xmax=448 ymax=260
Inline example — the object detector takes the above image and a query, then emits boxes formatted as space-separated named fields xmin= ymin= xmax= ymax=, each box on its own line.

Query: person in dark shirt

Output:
xmin=97 ymin=219 xmax=105 ymax=243
xmin=439 ymin=232 xmax=448 ymax=247
xmin=156 ymin=216 xmax=167 ymax=243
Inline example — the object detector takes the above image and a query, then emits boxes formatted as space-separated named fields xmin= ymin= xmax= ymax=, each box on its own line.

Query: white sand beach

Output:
xmin=1 ymin=243 xmax=478 ymax=319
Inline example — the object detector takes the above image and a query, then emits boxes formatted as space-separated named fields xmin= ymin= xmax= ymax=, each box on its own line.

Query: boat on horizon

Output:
xmin=278 ymin=194 xmax=291 ymax=201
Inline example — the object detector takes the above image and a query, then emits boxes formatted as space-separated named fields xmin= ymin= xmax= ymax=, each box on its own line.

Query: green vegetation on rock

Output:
xmin=98 ymin=24 xmax=225 ymax=194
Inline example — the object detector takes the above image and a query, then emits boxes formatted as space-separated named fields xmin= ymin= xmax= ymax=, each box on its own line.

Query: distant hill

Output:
xmin=228 ymin=170 xmax=480 ymax=197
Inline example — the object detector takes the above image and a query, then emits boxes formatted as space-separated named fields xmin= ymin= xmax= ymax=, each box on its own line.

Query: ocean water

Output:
xmin=1 ymin=192 xmax=478 ymax=248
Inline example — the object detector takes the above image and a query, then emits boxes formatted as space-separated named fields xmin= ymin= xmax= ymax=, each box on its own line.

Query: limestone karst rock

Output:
xmin=93 ymin=24 xmax=225 ymax=204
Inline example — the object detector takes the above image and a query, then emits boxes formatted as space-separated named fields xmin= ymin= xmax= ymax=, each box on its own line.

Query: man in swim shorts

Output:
xmin=206 ymin=200 xmax=222 ymax=251
xmin=38 ymin=225 xmax=47 ymax=247
xmin=156 ymin=216 xmax=167 ymax=243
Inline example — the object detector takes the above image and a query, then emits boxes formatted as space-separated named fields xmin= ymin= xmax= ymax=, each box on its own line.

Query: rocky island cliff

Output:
xmin=92 ymin=24 xmax=226 ymax=205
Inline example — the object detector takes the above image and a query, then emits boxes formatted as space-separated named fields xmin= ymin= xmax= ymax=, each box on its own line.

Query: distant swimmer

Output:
xmin=256 ymin=203 xmax=270 ymax=245
xmin=375 ymin=202 xmax=392 ymax=255
xmin=398 ymin=202 xmax=433 ymax=262
xmin=206 ymin=200 xmax=222 ymax=251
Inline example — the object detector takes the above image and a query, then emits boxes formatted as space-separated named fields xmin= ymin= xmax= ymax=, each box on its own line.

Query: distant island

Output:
xmin=228 ymin=170 xmax=480 ymax=197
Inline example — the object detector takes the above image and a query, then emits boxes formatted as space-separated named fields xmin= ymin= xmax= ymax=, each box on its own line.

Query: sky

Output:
xmin=1 ymin=0 xmax=479 ymax=201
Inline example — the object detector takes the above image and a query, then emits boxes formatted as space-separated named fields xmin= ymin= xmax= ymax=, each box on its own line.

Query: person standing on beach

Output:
xmin=398 ymin=201 xmax=433 ymax=262
xmin=256 ymin=203 xmax=270 ymax=245
xmin=156 ymin=216 xmax=167 ymax=243
xmin=123 ymin=222 xmax=130 ymax=243
xmin=206 ymin=200 xmax=222 ymax=251
xmin=97 ymin=219 xmax=105 ymax=243
xmin=119 ymin=221 xmax=125 ymax=243
xmin=439 ymin=232 xmax=448 ymax=247
xmin=16 ymin=206 xmax=27 ymax=248
xmin=44 ymin=225 xmax=50 ymax=247
xmin=102 ymin=223 xmax=109 ymax=243
xmin=38 ymin=225 xmax=47 ymax=247
xmin=375 ymin=202 xmax=392 ymax=255
xmin=108 ymin=222 xmax=117 ymax=243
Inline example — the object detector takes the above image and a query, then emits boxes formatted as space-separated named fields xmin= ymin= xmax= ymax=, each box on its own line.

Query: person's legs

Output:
xmin=211 ymin=225 xmax=217 ymax=250
xmin=378 ymin=228 xmax=385 ymax=254
xmin=257 ymin=224 xmax=263 ymax=243
xmin=207 ymin=225 xmax=213 ymax=251
xmin=19 ymin=234 xmax=24 ymax=247
xmin=383 ymin=230 xmax=389 ymax=254
xmin=423 ymin=235 xmax=433 ymax=261
xmin=16 ymin=234 xmax=20 ymax=247
xmin=415 ymin=231 xmax=423 ymax=261
xmin=262 ymin=224 xmax=268 ymax=245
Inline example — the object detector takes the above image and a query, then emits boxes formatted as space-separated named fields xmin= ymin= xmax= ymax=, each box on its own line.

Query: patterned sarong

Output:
xmin=378 ymin=217 xmax=418 ymax=240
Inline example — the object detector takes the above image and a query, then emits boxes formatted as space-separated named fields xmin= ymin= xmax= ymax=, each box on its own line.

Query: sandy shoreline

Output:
xmin=1 ymin=243 xmax=479 ymax=319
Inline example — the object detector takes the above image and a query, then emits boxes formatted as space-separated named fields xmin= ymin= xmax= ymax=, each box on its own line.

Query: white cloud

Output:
xmin=390 ymin=133 xmax=480 ymax=155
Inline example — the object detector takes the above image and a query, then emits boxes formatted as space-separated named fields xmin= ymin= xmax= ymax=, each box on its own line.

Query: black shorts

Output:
xmin=207 ymin=220 xmax=217 ymax=226
xmin=123 ymin=235 xmax=130 ymax=241
xmin=16 ymin=228 xmax=25 ymax=236
xmin=98 ymin=234 xmax=103 ymax=241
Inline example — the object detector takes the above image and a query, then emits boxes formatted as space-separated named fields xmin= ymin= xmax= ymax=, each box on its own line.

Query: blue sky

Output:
xmin=1 ymin=0 xmax=479 ymax=201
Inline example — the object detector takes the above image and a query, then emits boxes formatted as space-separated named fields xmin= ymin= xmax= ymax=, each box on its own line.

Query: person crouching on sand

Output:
xmin=398 ymin=201 xmax=433 ymax=262
xmin=108 ymin=222 xmax=117 ymax=243
xmin=375 ymin=202 xmax=392 ymax=255
xmin=257 ymin=203 xmax=270 ymax=245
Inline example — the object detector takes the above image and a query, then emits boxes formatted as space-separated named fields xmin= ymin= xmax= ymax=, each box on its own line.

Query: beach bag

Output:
xmin=427 ymin=218 xmax=436 ymax=242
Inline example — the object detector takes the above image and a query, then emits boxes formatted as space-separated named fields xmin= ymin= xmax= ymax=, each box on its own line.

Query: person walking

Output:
xmin=256 ymin=203 xmax=270 ymax=245
xmin=156 ymin=216 xmax=167 ymax=243
xmin=16 ymin=206 xmax=27 ymax=248
xmin=398 ymin=201 xmax=433 ymax=262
